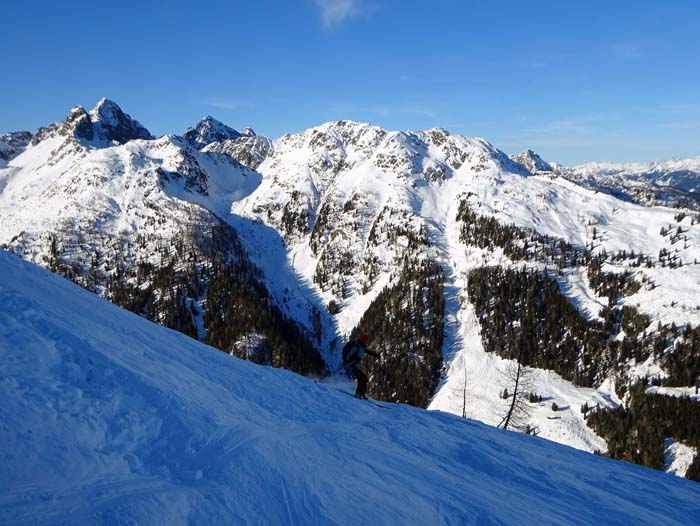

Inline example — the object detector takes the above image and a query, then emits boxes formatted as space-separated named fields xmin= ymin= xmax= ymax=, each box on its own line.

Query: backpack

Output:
xmin=342 ymin=341 xmax=360 ymax=364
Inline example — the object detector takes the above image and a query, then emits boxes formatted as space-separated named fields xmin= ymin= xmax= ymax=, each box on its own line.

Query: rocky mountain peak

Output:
xmin=203 ymin=134 xmax=272 ymax=170
xmin=89 ymin=98 xmax=153 ymax=145
xmin=424 ymin=127 xmax=450 ymax=146
xmin=61 ymin=105 xmax=94 ymax=141
xmin=511 ymin=149 xmax=554 ymax=174
xmin=298 ymin=120 xmax=388 ymax=154
xmin=0 ymin=130 xmax=33 ymax=161
xmin=183 ymin=116 xmax=243 ymax=149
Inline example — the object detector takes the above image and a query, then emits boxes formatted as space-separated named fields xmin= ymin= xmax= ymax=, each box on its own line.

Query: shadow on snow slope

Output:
xmin=224 ymin=213 xmax=341 ymax=363
xmin=0 ymin=250 xmax=698 ymax=526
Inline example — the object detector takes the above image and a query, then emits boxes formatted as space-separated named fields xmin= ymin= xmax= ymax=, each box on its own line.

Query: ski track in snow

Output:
xmin=1 ymin=250 xmax=699 ymax=525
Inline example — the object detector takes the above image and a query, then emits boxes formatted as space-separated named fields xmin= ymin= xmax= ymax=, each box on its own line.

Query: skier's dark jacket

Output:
xmin=342 ymin=339 xmax=379 ymax=364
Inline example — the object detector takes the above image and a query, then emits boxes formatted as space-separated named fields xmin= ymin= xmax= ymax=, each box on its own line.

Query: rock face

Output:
xmin=30 ymin=98 xmax=153 ymax=147
xmin=89 ymin=98 xmax=153 ymax=144
xmin=203 ymin=135 xmax=272 ymax=170
xmin=61 ymin=106 xmax=94 ymax=141
xmin=0 ymin=131 xmax=32 ymax=161
xmin=511 ymin=149 xmax=554 ymax=174
xmin=184 ymin=116 xmax=246 ymax=149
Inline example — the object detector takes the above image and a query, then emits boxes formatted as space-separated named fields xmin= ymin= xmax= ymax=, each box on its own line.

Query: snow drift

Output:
xmin=0 ymin=250 xmax=698 ymax=525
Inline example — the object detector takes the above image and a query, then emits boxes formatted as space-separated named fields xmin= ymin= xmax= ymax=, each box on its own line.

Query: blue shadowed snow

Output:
xmin=0 ymin=250 xmax=698 ymax=525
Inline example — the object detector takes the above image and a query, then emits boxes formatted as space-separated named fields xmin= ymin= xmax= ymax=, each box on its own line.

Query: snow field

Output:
xmin=1 ymin=250 xmax=699 ymax=525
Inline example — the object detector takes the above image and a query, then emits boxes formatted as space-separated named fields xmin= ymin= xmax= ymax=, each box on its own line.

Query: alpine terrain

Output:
xmin=1 ymin=250 xmax=699 ymax=525
xmin=2 ymin=99 xmax=700 ymax=485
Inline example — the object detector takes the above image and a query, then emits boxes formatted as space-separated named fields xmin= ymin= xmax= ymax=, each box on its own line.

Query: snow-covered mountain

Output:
xmin=0 ymin=130 xmax=32 ymax=163
xmin=224 ymin=120 xmax=700 ymax=467
xmin=511 ymin=148 xmax=554 ymax=174
xmin=573 ymin=157 xmax=700 ymax=194
xmin=0 ymin=99 xmax=331 ymax=376
xmin=1 ymin=250 xmax=698 ymax=525
xmin=183 ymin=115 xmax=255 ymax=149
xmin=2 ymin=100 xmax=700 ymax=482
xmin=511 ymin=149 xmax=700 ymax=208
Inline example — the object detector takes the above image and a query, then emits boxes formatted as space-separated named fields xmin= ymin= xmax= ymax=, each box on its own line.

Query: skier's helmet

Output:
xmin=359 ymin=334 xmax=370 ymax=345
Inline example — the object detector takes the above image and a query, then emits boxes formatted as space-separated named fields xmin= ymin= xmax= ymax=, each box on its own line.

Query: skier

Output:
xmin=342 ymin=334 xmax=380 ymax=399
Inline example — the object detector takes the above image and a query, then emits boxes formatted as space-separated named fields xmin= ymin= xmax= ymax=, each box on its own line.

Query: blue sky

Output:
xmin=3 ymin=0 xmax=700 ymax=164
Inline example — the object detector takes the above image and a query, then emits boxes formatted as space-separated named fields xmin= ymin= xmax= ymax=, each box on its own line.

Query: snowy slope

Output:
xmin=1 ymin=250 xmax=699 ymax=525
xmin=0 ymin=133 xmax=254 ymax=246
xmin=232 ymin=121 xmax=700 ymax=331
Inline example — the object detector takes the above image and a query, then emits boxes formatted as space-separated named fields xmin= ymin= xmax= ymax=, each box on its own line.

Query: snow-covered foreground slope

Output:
xmin=1 ymin=251 xmax=699 ymax=525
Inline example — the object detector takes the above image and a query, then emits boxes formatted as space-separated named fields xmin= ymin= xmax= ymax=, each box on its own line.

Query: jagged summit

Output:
xmin=0 ymin=130 xmax=32 ymax=161
xmin=87 ymin=98 xmax=153 ymax=145
xmin=511 ymin=148 xmax=555 ymax=174
xmin=61 ymin=105 xmax=94 ymax=141
xmin=184 ymin=115 xmax=247 ymax=149
xmin=278 ymin=119 xmax=520 ymax=176
xmin=51 ymin=99 xmax=153 ymax=146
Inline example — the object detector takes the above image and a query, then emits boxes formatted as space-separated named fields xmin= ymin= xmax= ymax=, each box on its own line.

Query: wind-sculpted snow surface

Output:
xmin=1 ymin=250 xmax=699 ymax=525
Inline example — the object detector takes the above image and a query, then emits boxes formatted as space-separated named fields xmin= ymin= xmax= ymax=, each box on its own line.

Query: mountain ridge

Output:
xmin=2 ymin=99 xmax=700 ymax=481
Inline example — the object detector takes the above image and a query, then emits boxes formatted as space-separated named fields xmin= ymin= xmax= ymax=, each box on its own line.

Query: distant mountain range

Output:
xmin=512 ymin=148 xmax=700 ymax=208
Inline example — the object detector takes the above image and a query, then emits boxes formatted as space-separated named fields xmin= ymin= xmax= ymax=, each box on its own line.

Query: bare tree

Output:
xmin=450 ymin=362 xmax=475 ymax=419
xmin=497 ymin=360 xmax=533 ymax=432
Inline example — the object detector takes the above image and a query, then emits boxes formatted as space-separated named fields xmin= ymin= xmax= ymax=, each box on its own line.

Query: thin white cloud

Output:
xmin=498 ymin=116 xmax=605 ymax=151
xmin=526 ymin=117 xmax=600 ymax=137
xmin=313 ymin=0 xmax=366 ymax=28
xmin=653 ymin=103 xmax=700 ymax=115
xmin=516 ymin=53 xmax=566 ymax=70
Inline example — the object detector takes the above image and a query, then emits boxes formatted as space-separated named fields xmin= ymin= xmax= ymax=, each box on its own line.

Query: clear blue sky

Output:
xmin=3 ymin=0 xmax=700 ymax=165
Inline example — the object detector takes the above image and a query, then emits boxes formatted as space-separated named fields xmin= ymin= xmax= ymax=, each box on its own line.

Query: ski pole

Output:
xmin=331 ymin=356 xmax=364 ymax=375
xmin=329 ymin=364 xmax=347 ymax=375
